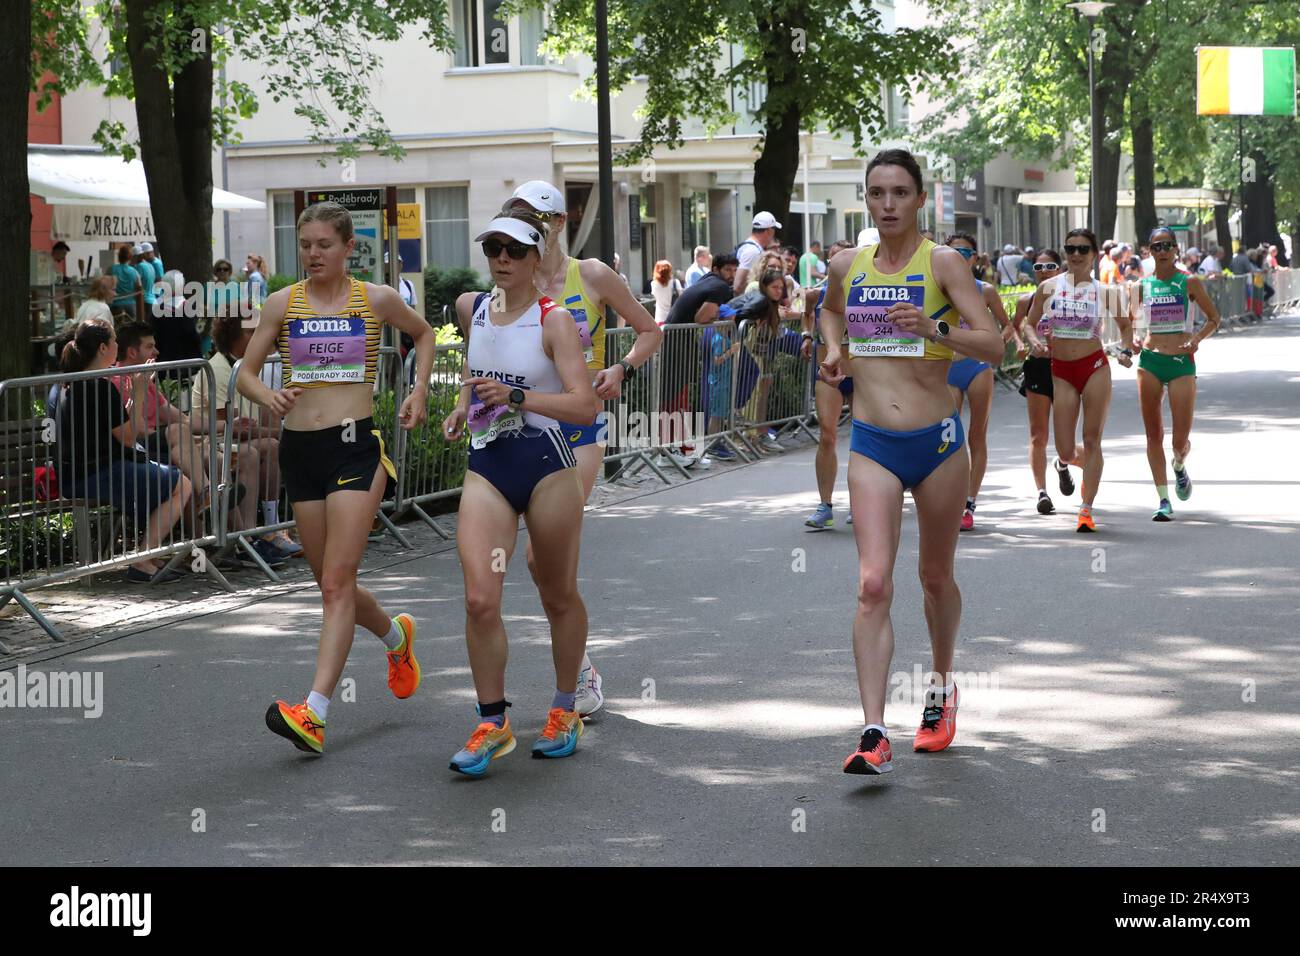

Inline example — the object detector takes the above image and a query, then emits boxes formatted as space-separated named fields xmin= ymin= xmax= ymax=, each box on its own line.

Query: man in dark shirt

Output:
xmin=666 ymin=253 xmax=738 ymax=325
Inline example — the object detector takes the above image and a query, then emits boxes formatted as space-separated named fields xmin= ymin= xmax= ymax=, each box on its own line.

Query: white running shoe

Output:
xmin=576 ymin=661 xmax=604 ymax=717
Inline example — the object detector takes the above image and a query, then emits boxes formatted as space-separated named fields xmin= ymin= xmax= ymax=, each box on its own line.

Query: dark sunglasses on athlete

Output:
xmin=1032 ymin=262 xmax=1059 ymax=272
xmin=1150 ymin=241 xmax=1178 ymax=253
xmin=1063 ymin=244 xmax=1093 ymax=256
xmin=482 ymin=239 xmax=534 ymax=260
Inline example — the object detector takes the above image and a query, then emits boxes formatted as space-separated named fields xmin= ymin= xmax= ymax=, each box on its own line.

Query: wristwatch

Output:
xmin=933 ymin=319 xmax=952 ymax=341
xmin=800 ymin=331 xmax=814 ymax=341
xmin=1120 ymin=347 xmax=1134 ymax=357
xmin=618 ymin=359 xmax=636 ymax=381
xmin=508 ymin=387 xmax=526 ymax=409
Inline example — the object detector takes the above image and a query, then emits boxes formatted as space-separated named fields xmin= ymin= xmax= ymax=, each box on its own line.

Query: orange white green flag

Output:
xmin=1197 ymin=47 xmax=1296 ymax=116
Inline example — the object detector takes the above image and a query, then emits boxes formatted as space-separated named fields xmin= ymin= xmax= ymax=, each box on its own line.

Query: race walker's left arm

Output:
xmin=583 ymin=259 xmax=664 ymax=398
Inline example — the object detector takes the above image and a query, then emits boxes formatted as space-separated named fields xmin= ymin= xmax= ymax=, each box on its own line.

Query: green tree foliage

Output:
xmin=527 ymin=0 xmax=953 ymax=233
xmin=22 ymin=1 xmax=456 ymax=352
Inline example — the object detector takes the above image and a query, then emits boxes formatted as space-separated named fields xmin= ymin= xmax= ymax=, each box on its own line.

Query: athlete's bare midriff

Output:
xmin=1050 ymin=337 xmax=1105 ymax=362
xmin=849 ymin=358 xmax=955 ymax=430
xmin=1143 ymin=330 xmax=1196 ymax=357
xmin=283 ymin=382 xmax=375 ymax=431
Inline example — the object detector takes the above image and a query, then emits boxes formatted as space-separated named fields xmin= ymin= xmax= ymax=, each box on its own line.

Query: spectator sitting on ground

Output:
xmin=73 ymin=276 xmax=117 ymax=328
xmin=649 ymin=259 xmax=682 ymax=326
xmin=56 ymin=317 xmax=192 ymax=583
xmin=191 ymin=314 xmax=298 ymax=562
xmin=111 ymin=320 xmax=213 ymax=521
xmin=111 ymin=244 xmax=142 ymax=319
xmin=684 ymin=246 xmax=711 ymax=287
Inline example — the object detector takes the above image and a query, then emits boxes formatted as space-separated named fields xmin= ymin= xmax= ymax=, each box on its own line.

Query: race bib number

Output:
xmin=566 ymin=298 xmax=595 ymax=363
xmin=468 ymin=396 xmax=524 ymax=450
xmin=288 ymin=315 xmax=367 ymax=383
xmin=845 ymin=285 xmax=926 ymax=357
xmin=1049 ymin=294 xmax=1098 ymax=340
xmin=1146 ymin=293 xmax=1186 ymax=334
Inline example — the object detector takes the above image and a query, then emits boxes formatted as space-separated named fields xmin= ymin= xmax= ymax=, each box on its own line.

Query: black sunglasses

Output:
xmin=482 ymin=239 xmax=533 ymax=260
xmin=1063 ymin=244 xmax=1094 ymax=256
xmin=1150 ymin=241 xmax=1177 ymax=253
xmin=1033 ymin=262 xmax=1059 ymax=272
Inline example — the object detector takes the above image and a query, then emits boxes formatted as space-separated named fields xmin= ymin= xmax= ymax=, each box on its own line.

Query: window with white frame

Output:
xmin=425 ymin=186 xmax=470 ymax=269
xmin=453 ymin=0 xmax=515 ymax=67
xmin=272 ymin=193 xmax=298 ymax=278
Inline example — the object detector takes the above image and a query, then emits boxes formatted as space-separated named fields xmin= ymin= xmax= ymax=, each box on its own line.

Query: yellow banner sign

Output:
xmin=384 ymin=204 xmax=422 ymax=239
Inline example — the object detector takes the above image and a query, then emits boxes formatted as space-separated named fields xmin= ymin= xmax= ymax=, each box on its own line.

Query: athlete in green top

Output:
xmin=1129 ymin=227 xmax=1221 ymax=521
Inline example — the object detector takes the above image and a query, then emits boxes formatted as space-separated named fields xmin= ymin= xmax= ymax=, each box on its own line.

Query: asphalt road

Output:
xmin=2 ymin=313 xmax=1297 ymax=866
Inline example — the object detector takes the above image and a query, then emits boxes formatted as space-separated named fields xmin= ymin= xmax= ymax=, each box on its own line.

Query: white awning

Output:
xmin=1018 ymin=188 xmax=1228 ymax=208
xmin=28 ymin=145 xmax=264 ymax=210
xmin=789 ymin=200 xmax=828 ymax=215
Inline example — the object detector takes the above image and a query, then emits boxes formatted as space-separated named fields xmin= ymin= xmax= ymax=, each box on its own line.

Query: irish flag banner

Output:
xmin=1197 ymin=47 xmax=1296 ymax=116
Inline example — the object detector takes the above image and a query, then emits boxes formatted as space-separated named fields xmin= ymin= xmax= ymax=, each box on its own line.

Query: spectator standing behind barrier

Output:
xmin=191 ymin=314 xmax=297 ymax=564
xmin=996 ymin=244 xmax=1024 ymax=286
xmin=151 ymin=268 xmax=203 ymax=371
xmin=132 ymin=244 xmax=158 ymax=316
xmin=244 ymin=254 xmax=268 ymax=307
xmin=1229 ymin=242 xmax=1251 ymax=276
xmin=74 ymin=276 xmax=116 ymax=327
xmin=735 ymin=211 xmax=781 ymax=293
xmin=1198 ymin=247 xmax=1223 ymax=276
xmin=660 ymin=253 xmax=739 ymax=464
xmin=204 ymin=260 xmax=240 ymax=356
xmin=649 ymin=259 xmax=681 ymax=326
xmin=56 ymin=317 xmax=192 ymax=583
xmin=705 ymin=320 xmax=741 ymax=458
xmin=1018 ymin=246 xmax=1037 ymax=283
xmin=111 ymin=244 xmax=141 ymax=319
xmin=684 ymin=246 xmax=711 ymax=287
xmin=799 ymin=240 xmax=825 ymax=287
xmin=111 ymin=320 xmax=213 ymax=525
xmin=734 ymin=267 xmax=788 ymax=454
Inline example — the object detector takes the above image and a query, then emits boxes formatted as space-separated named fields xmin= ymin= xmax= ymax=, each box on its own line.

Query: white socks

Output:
xmin=263 ymin=501 xmax=279 ymax=525
xmin=864 ymin=723 xmax=888 ymax=737
xmin=306 ymin=691 xmax=330 ymax=721
xmin=377 ymin=619 xmax=404 ymax=652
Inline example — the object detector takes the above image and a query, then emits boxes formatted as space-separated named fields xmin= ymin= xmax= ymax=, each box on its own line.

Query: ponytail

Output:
xmin=59 ymin=317 xmax=114 ymax=373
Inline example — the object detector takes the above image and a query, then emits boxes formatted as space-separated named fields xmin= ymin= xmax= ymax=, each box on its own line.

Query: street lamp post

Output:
xmin=595 ymin=0 xmax=615 ymax=270
xmin=1067 ymin=2 xmax=1113 ymax=238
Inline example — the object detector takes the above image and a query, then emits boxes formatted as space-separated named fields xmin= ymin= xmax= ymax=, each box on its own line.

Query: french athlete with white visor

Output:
xmin=441 ymin=211 xmax=601 ymax=776
xmin=497 ymin=180 xmax=663 ymax=718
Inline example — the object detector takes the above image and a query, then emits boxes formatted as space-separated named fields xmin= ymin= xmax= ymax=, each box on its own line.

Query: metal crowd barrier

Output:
xmin=0 ymin=358 xmax=230 ymax=646
xmin=732 ymin=317 xmax=817 ymax=452
xmin=393 ymin=342 xmax=469 ymax=536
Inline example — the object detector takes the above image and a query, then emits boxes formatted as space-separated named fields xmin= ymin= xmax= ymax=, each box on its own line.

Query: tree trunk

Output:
xmin=125 ymin=0 xmax=214 ymax=341
xmin=1130 ymin=88 xmax=1156 ymax=243
xmin=1 ymin=0 xmax=32 ymax=389
xmin=1241 ymin=149 xmax=1284 ymax=252
xmin=1095 ymin=135 xmax=1123 ymax=245
xmin=1214 ymin=200 xmax=1233 ymax=260
xmin=749 ymin=6 xmax=805 ymax=240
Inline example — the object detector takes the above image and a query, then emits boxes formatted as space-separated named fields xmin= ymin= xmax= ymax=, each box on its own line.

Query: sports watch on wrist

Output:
xmin=618 ymin=359 xmax=636 ymax=381
xmin=933 ymin=319 xmax=952 ymax=341
xmin=508 ymin=387 xmax=526 ymax=409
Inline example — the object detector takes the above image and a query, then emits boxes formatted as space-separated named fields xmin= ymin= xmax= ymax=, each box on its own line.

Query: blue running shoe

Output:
xmin=449 ymin=717 xmax=516 ymax=776
xmin=1173 ymin=460 xmax=1192 ymax=501
xmin=1152 ymin=499 xmax=1174 ymax=522
xmin=804 ymin=503 xmax=834 ymax=531
xmin=531 ymin=708 xmax=583 ymax=759
xmin=710 ymin=445 xmax=737 ymax=461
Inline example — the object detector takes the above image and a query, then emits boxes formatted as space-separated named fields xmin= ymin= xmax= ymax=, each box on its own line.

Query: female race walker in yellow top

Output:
xmin=238 ymin=201 xmax=435 ymax=755
xmin=500 ymin=181 xmax=663 ymax=718
xmin=819 ymin=150 xmax=1004 ymax=776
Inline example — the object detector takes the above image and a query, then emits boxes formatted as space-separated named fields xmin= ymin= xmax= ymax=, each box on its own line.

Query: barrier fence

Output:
xmin=1 ymin=269 xmax=1292 ymax=645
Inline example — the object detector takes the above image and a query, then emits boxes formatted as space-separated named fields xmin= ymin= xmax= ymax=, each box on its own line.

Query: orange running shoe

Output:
xmin=843 ymin=728 xmax=893 ymax=774
xmin=265 ymin=699 xmax=325 ymax=754
xmin=386 ymin=613 xmax=420 ymax=698
xmin=1076 ymin=508 xmax=1096 ymax=533
xmin=913 ymin=684 xmax=959 ymax=752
